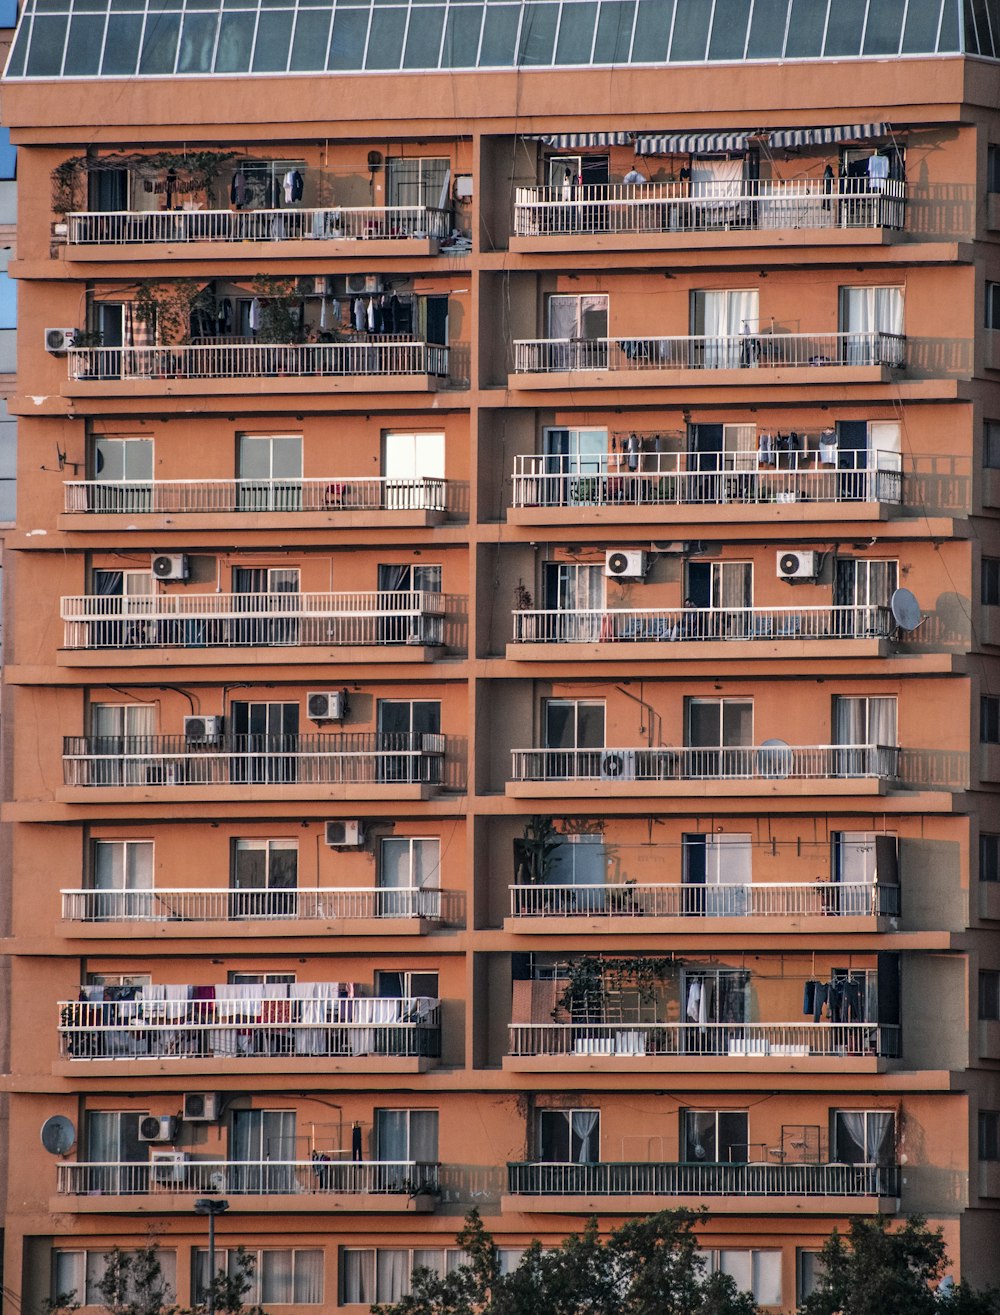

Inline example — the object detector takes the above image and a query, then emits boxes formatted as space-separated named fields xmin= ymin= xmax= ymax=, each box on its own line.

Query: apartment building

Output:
xmin=1 ymin=1 xmax=1000 ymax=1311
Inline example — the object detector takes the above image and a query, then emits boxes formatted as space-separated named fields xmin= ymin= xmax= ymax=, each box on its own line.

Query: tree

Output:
xmin=373 ymin=1208 xmax=761 ymax=1315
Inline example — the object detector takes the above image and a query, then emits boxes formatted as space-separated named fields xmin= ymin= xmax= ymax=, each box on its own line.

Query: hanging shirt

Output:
xmin=319 ymin=297 xmax=328 ymax=330
xmin=248 ymin=297 xmax=261 ymax=332
xmin=625 ymin=433 xmax=640 ymax=471
xmin=230 ymin=169 xmax=247 ymax=207
xmin=353 ymin=297 xmax=365 ymax=332
xmin=867 ymin=153 xmax=890 ymax=191
xmin=367 ymin=297 xmax=376 ymax=332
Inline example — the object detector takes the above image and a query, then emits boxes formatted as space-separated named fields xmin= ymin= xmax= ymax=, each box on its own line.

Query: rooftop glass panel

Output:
xmin=1 ymin=0 xmax=980 ymax=76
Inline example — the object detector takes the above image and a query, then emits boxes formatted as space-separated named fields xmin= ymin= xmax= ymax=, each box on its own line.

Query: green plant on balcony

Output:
xmin=517 ymin=816 xmax=560 ymax=886
xmin=251 ymin=275 xmax=306 ymax=344
xmin=555 ymin=953 xmax=673 ymax=1021
xmin=51 ymin=149 xmax=241 ymax=215
xmin=132 ymin=278 xmax=215 ymax=347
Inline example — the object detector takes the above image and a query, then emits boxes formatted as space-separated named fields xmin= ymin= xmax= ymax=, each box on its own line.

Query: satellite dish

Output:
xmin=41 ymin=1115 xmax=76 ymax=1156
xmin=890 ymin=588 xmax=923 ymax=632
xmin=758 ymin=738 xmax=793 ymax=780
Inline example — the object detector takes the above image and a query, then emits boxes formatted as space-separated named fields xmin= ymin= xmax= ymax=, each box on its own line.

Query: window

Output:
xmin=990 ymin=146 xmax=1000 ymax=194
xmin=681 ymin=834 xmax=752 ymax=914
xmin=375 ymin=1109 xmax=439 ymax=1162
xmin=386 ymin=157 xmax=450 ymax=209
xmin=681 ymin=1109 xmax=749 ymax=1163
xmin=690 ymin=289 xmax=760 ymax=368
xmin=382 ymin=432 xmax=445 ymax=492
xmin=685 ymin=698 xmax=753 ymax=776
xmin=91 ymin=839 xmax=154 ymax=919
xmin=87 ymin=703 xmax=157 ymax=785
xmin=982 ymin=835 xmax=1000 ymax=883
xmin=379 ymin=837 xmax=441 ymax=916
xmin=538 ymin=1108 xmax=600 ymax=1162
xmin=376 ymin=699 xmax=442 ymax=783
xmin=0 ymin=128 xmax=15 ymax=181
xmin=374 ymin=970 xmax=439 ymax=999
xmin=833 ymin=695 xmax=897 ymax=746
xmin=834 ymin=558 xmax=898 ymax=611
xmin=228 ymin=971 xmax=295 ymax=985
xmin=231 ymin=839 xmax=298 ymax=917
xmin=839 ymin=286 xmax=904 ymax=362
xmin=542 ymin=562 xmax=605 ymax=640
xmin=84 ymin=1111 xmax=149 ymax=1192
xmin=192 ymin=1250 xmax=322 ymax=1305
xmin=496 ymin=1249 xmax=526 ymax=1275
xmin=987 ymin=421 xmax=1000 ymax=470
xmin=237 ymin=434 xmax=303 ymax=511
xmin=983 ymin=696 xmax=1000 ymax=744
xmin=984 ymin=559 xmax=1000 ymax=606
xmin=54 ymin=1250 xmax=177 ymax=1306
xmin=0 ymin=271 xmax=16 ymax=330
xmin=980 ymin=971 xmax=1000 ymax=1020
xmin=832 ymin=1110 xmax=895 ymax=1163
xmin=797 ymin=1250 xmax=826 ymax=1304
xmin=87 ymin=973 xmax=151 ymax=987
xmin=340 ymin=1248 xmax=465 ymax=1305
xmin=685 ymin=561 xmax=753 ymax=612
xmin=981 ymin=1112 xmax=1000 ymax=1160
xmin=543 ymin=427 xmax=608 ymax=479
xmin=91 ymin=437 xmax=153 ymax=512
xmin=230 ymin=1109 xmax=297 ymax=1191
xmin=544 ymin=699 xmax=605 ymax=750
xmin=229 ymin=700 xmax=299 ymax=784
xmin=703 ymin=1250 xmax=782 ymax=1306
xmin=547 ymin=293 xmax=608 ymax=340
xmin=988 ymin=282 xmax=1000 ymax=330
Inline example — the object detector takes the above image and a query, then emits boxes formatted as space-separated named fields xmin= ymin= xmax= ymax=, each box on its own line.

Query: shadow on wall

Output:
xmin=437 ymin=1163 xmax=506 ymax=1209
xmin=898 ymin=748 xmax=970 ymax=790
xmin=903 ymin=337 xmax=974 ymax=379
xmin=903 ymin=461 xmax=971 ymax=516
xmin=905 ymin=183 xmax=976 ymax=241
xmin=896 ymin=592 xmax=972 ymax=650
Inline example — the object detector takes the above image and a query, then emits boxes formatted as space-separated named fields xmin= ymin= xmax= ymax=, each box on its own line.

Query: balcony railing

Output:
xmin=507 ymin=1021 xmax=899 ymax=1058
xmin=511 ymin=604 xmax=892 ymax=645
xmin=514 ymin=179 xmax=906 ymax=237
xmin=61 ymin=590 xmax=445 ymax=650
xmin=57 ymin=1159 xmax=439 ymax=1196
xmin=508 ymin=881 xmax=900 ymax=919
xmin=66 ymin=205 xmax=451 ymax=245
xmin=62 ymin=732 xmax=447 ymax=787
xmin=62 ymin=886 xmax=451 ymax=922
xmin=513 ymin=332 xmax=905 ymax=374
xmin=67 ymin=341 xmax=449 ymax=381
xmin=58 ymin=995 xmax=441 ymax=1059
xmin=511 ymin=452 xmax=903 ymax=508
xmin=510 ymin=744 xmax=900 ymax=783
xmin=64 ymin=476 xmax=447 ymax=515
xmin=506 ymin=1161 xmax=899 ymax=1198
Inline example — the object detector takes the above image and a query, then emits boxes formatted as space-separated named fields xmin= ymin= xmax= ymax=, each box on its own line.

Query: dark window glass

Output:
xmin=25 ymin=13 xmax=68 ymax=73
xmin=989 ymin=146 xmax=1000 ymax=194
xmin=982 ymin=696 xmax=1000 ymax=744
xmin=980 ymin=1111 xmax=1000 ymax=1159
xmin=973 ymin=0 xmax=997 ymax=54
xmin=175 ymin=10 xmax=217 ymax=70
xmin=987 ymin=282 xmax=1000 ymax=330
xmin=215 ymin=8 xmax=253 ymax=67
xmin=289 ymin=8 xmax=331 ymax=68
xmin=901 ymin=0 xmax=943 ymax=49
xmin=479 ymin=2 xmax=519 ymax=64
xmin=983 ymin=558 xmax=1000 ymax=606
xmin=592 ymin=0 xmax=634 ymax=61
xmin=5 ymin=23 xmax=29 ymax=76
xmin=862 ymin=0 xmax=905 ymax=52
xmin=138 ymin=9 xmax=179 ymax=72
xmin=327 ymin=6 xmax=367 ymax=67
xmin=517 ymin=1 xmax=557 ymax=63
xmin=554 ymin=0 xmax=596 ymax=60
xmin=669 ymin=0 xmax=711 ymax=59
xmin=986 ymin=421 xmax=1000 ymax=468
xmin=100 ymin=10 xmax=142 ymax=70
xmin=631 ymin=0 xmax=672 ymax=59
xmin=401 ymin=4 xmax=443 ymax=65
xmin=981 ymin=834 xmax=1000 ymax=883
xmin=365 ymin=4 xmax=405 ymax=65
xmin=63 ymin=12 xmax=106 ymax=72
xmin=823 ymin=0 xmax=865 ymax=54
xmin=746 ymin=0 xmax=787 ymax=56
xmin=708 ymin=0 xmax=750 ymax=58
xmin=980 ymin=970 xmax=1000 ymax=1020
xmin=965 ymin=0 xmax=981 ymax=51
xmin=441 ymin=3 xmax=481 ymax=64
xmin=251 ymin=8 xmax=291 ymax=68
xmin=939 ymin=0 xmax=960 ymax=48
xmin=784 ymin=0 xmax=826 ymax=54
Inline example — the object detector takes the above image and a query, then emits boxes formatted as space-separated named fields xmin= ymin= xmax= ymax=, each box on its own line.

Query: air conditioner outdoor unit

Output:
xmin=599 ymin=749 xmax=637 ymax=781
xmin=307 ymin=691 xmax=345 ymax=722
xmin=325 ymin=820 xmax=365 ymax=848
xmin=184 ymin=715 xmax=223 ymax=744
xmin=139 ymin=1115 xmax=179 ymax=1143
xmin=182 ymin=1092 xmax=220 ymax=1122
xmin=605 ymin=550 xmax=647 ymax=580
xmin=150 ymin=1150 xmax=187 ymax=1184
xmin=44 ymin=327 xmax=76 ymax=354
xmin=776 ymin=550 xmax=819 ymax=581
xmin=152 ymin=553 xmax=190 ymax=582
xmin=345 ymin=273 xmax=381 ymax=295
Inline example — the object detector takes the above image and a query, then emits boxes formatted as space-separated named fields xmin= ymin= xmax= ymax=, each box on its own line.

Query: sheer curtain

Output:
xmin=377 ymin=1251 xmax=411 ymax=1303
xmin=573 ymin=1110 xmax=600 ymax=1162
xmin=841 ymin=287 xmax=904 ymax=363
xmin=699 ymin=290 xmax=759 ymax=367
xmin=342 ymin=1251 xmax=374 ymax=1304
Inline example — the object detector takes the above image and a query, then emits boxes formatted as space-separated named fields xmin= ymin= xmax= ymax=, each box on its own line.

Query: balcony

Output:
xmin=64 ymin=341 xmax=450 ymax=396
xmin=506 ymin=880 xmax=900 ymax=932
xmin=503 ymin=1161 xmax=900 ymax=1214
xmin=57 ymin=992 xmax=441 ymax=1072
xmin=511 ymin=332 xmax=905 ymax=389
xmin=64 ymin=204 xmax=450 ymax=252
xmin=55 ymin=1159 xmax=440 ymax=1213
xmin=62 ymin=476 xmax=448 ymax=528
xmin=509 ymin=604 xmax=892 ymax=661
xmin=510 ymin=450 xmax=904 ymax=525
xmin=505 ymin=1021 xmax=898 ymax=1070
xmin=61 ymin=732 xmax=448 ymax=800
xmin=512 ymin=179 xmax=906 ymax=247
xmin=60 ymin=885 xmax=457 ymax=937
xmin=60 ymin=590 xmax=445 ymax=661
xmin=507 ymin=744 xmax=899 ymax=798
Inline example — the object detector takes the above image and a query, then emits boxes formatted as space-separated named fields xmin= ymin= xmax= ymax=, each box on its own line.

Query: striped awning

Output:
xmin=633 ymin=131 xmax=754 ymax=156
xmin=535 ymin=131 xmax=634 ymax=148
xmin=768 ymin=122 xmax=890 ymax=148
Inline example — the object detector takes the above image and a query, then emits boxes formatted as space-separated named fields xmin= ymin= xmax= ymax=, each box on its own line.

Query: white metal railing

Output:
xmin=506 ymin=1161 xmax=899 ymax=1197
xmin=56 ymin=1159 xmax=439 ymax=1196
xmin=514 ymin=178 xmax=907 ymax=237
xmin=62 ymin=732 xmax=447 ymax=787
xmin=507 ymin=1021 xmax=899 ymax=1058
xmin=66 ymin=205 xmax=451 ymax=245
xmin=514 ymin=332 xmax=905 ymax=374
xmin=67 ymin=341 xmax=449 ymax=381
xmin=510 ymin=744 xmax=900 ymax=783
xmin=511 ymin=604 xmax=892 ymax=644
xmin=60 ymin=590 xmax=445 ymax=650
xmin=508 ymin=881 xmax=900 ymax=919
xmin=511 ymin=451 xmax=903 ymax=507
xmin=61 ymin=885 xmax=451 ymax=922
xmin=58 ymin=995 xmax=440 ymax=1059
xmin=63 ymin=476 xmax=447 ymax=515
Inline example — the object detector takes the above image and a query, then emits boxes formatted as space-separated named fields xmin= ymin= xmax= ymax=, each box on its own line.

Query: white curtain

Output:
xmin=752 ymin=1252 xmax=782 ymax=1306
xmin=573 ymin=1110 xmax=599 ymax=1161
xmin=842 ymin=287 xmax=903 ymax=362
xmin=342 ymin=1251 xmax=374 ymax=1305
xmin=835 ymin=1110 xmax=869 ymax=1161
xmin=377 ymin=1251 xmax=411 ymax=1303
xmin=699 ymin=290 xmax=759 ymax=367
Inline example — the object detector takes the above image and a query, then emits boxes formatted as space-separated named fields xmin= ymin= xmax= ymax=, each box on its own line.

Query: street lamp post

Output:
xmin=193 ymin=1198 xmax=230 ymax=1315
